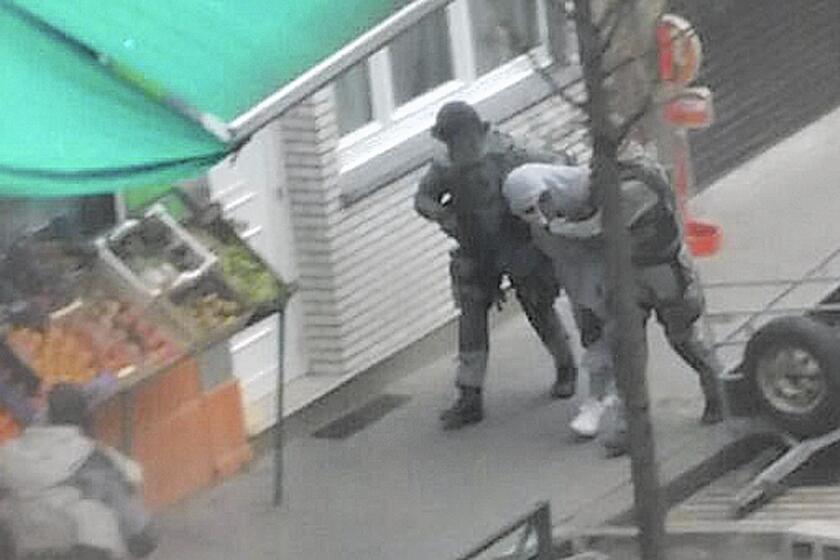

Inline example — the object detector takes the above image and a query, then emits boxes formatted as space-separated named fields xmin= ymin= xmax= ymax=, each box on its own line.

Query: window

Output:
xmin=334 ymin=0 xmax=560 ymax=141
xmin=389 ymin=8 xmax=454 ymax=105
xmin=471 ymin=0 xmax=540 ymax=75
xmin=335 ymin=63 xmax=374 ymax=136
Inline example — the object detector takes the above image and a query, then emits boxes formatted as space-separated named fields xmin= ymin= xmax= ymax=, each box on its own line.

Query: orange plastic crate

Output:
xmin=204 ymin=379 xmax=252 ymax=479
xmin=132 ymin=397 xmax=214 ymax=511
xmin=91 ymin=397 xmax=123 ymax=450
xmin=131 ymin=359 xmax=201 ymax=430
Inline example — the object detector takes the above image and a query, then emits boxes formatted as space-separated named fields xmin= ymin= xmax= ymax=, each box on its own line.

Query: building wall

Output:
xmin=671 ymin=0 xmax=840 ymax=188
xmin=280 ymin=68 xmax=588 ymax=379
xmin=228 ymin=0 xmax=840 ymax=427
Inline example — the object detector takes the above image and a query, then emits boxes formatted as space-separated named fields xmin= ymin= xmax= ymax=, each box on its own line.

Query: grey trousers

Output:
xmin=585 ymin=248 xmax=722 ymax=401
xmin=452 ymin=253 xmax=576 ymax=388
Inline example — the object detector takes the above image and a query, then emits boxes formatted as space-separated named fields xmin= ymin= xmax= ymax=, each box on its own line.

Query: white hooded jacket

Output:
xmin=0 ymin=425 xmax=129 ymax=557
xmin=503 ymin=164 xmax=608 ymax=317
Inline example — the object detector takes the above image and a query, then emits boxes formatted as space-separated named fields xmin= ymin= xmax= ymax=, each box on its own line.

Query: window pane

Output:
xmin=470 ymin=0 xmax=540 ymax=75
xmin=389 ymin=6 xmax=453 ymax=106
xmin=334 ymin=62 xmax=373 ymax=136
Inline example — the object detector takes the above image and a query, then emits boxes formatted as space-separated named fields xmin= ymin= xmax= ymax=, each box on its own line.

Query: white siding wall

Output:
xmin=281 ymin=72 xmax=588 ymax=379
xmin=208 ymin=121 xmax=309 ymax=434
xmin=281 ymin=90 xmax=347 ymax=375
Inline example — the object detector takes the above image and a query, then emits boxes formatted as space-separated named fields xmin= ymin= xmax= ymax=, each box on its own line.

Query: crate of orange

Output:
xmin=5 ymin=270 xmax=187 ymax=389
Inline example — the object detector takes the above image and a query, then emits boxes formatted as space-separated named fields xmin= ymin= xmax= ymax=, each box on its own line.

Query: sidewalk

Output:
xmin=153 ymin=106 xmax=840 ymax=560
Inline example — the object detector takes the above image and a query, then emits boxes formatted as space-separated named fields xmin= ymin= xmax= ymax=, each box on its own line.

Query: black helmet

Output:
xmin=431 ymin=101 xmax=487 ymax=142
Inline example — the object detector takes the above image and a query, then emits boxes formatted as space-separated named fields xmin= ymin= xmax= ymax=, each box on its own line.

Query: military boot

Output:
xmin=669 ymin=336 xmax=724 ymax=425
xmin=440 ymin=386 xmax=483 ymax=430
xmin=551 ymin=363 xmax=578 ymax=400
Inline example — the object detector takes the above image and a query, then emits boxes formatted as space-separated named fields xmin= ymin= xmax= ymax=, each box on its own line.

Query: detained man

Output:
xmin=0 ymin=384 xmax=157 ymax=559
xmin=503 ymin=161 xmax=723 ymax=456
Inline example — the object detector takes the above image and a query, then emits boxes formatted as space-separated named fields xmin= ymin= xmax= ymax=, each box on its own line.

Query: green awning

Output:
xmin=1 ymin=0 xmax=397 ymax=198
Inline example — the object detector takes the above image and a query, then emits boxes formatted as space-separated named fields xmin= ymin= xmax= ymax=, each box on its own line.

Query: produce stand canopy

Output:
xmin=1 ymin=0 xmax=397 ymax=197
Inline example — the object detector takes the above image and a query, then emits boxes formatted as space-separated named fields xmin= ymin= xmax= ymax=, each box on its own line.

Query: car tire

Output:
xmin=742 ymin=316 xmax=840 ymax=438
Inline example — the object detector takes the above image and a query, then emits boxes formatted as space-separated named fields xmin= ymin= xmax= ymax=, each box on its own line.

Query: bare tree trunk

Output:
xmin=594 ymin=0 xmax=668 ymax=154
xmin=572 ymin=1 xmax=667 ymax=559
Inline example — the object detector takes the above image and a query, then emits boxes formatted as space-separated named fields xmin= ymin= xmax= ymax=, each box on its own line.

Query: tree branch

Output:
xmin=594 ymin=0 xmax=623 ymax=32
xmin=502 ymin=23 xmax=588 ymax=112
xmin=615 ymin=92 xmax=655 ymax=144
xmin=604 ymin=21 xmax=698 ymax=82
xmin=599 ymin=0 xmax=637 ymax=59
xmin=496 ymin=9 xmax=704 ymax=140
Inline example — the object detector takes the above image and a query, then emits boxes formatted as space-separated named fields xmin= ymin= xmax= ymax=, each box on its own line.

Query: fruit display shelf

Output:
xmin=1 ymin=270 xmax=255 ymax=401
xmin=4 ymin=270 xmax=187 ymax=391
xmin=133 ymin=188 xmax=291 ymax=323
xmin=0 ymin=238 xmax=92 ymax=324
xmin=97 ymin=204 xmax=218 ymax=299
xmin=168 ymin=270 xmax=254 ymax=344
xmin=185 ymin=217 xmax=289 ymax=324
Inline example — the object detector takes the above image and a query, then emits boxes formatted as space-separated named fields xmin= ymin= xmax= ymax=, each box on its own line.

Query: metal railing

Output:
xmin=702 ymin=246 xmax=840 ymax=349
xmin=454 ymin=502 xmax=554 ymax=560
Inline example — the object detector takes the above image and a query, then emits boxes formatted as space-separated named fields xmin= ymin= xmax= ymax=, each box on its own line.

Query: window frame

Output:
xmin=336 ymin=0 xmax=554 ymax=155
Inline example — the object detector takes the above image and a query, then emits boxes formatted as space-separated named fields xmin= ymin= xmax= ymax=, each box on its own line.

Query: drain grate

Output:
xmin=312 ymin=394 xmax=410 ymax=440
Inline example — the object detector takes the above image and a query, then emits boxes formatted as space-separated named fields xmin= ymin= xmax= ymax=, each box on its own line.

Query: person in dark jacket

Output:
xmin=415 ymin=101 xmax=579 ymax=429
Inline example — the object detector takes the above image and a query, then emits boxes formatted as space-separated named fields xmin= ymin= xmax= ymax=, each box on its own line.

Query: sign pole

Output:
xmin=657 ymin=15 xmax=722 ymax=257
xmin=273 ymin=311 xmax=285 ymax=506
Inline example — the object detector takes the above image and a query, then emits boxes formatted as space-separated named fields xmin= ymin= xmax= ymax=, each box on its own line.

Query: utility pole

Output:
xmin=571 ymin=1 xmax=667 ymax=559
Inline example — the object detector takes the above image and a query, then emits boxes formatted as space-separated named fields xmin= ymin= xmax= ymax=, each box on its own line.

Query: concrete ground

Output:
xmin=153 ymin=106 xmax=840 ymax=560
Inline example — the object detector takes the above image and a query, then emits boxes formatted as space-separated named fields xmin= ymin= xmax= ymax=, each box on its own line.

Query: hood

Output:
xmin=503 ymin=163 xmax=591 ymax=219
xmin=0 ymin=426 xmax=94 ymax=496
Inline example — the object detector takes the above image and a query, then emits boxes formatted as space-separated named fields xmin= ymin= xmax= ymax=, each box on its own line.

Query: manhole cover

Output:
xmin=312 ymin=394 xmax=411 ymax=440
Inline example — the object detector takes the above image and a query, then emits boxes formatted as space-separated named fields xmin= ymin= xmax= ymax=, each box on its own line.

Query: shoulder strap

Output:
xmin=618 ymin=158 xmax=676 ymax=211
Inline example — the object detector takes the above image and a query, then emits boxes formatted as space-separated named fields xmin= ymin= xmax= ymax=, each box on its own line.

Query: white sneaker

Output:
xmin=570 ymin=397 xmax=608 ymax=439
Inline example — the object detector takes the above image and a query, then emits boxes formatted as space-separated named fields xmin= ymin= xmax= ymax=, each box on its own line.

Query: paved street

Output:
xmin=153 ymin=107 xmax=840 ymax=560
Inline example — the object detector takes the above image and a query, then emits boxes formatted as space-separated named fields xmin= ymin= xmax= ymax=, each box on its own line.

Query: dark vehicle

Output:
xmin=705 ymin=249 xmax=840 ymax=516
xmin=726 ymin=282 xmax=840 ymax=437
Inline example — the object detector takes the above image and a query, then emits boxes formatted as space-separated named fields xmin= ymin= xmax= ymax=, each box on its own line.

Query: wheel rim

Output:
xmin=755 ymin=345 xmax=828 ymax=415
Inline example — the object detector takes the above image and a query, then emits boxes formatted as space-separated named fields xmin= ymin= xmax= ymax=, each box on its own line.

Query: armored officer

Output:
xmin=415 ymin=101 xmax=579 ymax=430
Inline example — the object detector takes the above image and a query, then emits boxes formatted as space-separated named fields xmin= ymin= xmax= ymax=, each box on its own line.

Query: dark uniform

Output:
xmin=415 ymin=102 xmax=577 ymax=429
xmin=621 ymin=161 xmax=723 ymax=425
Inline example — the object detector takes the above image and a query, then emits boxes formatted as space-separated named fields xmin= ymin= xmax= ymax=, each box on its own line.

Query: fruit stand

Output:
xmin=0 ymin=191 xmax=288 ymax=509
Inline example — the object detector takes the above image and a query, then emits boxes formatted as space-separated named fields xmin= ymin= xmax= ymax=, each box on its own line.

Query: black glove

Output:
xmin=438 ymin=205 xmax=458 ymax=239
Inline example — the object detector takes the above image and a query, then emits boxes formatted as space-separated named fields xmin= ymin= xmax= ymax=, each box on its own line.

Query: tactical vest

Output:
xmin=619 ymin=161 xmax=682 ymax=266
xmin=441 ymin=133 xmax=532 ymax=269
